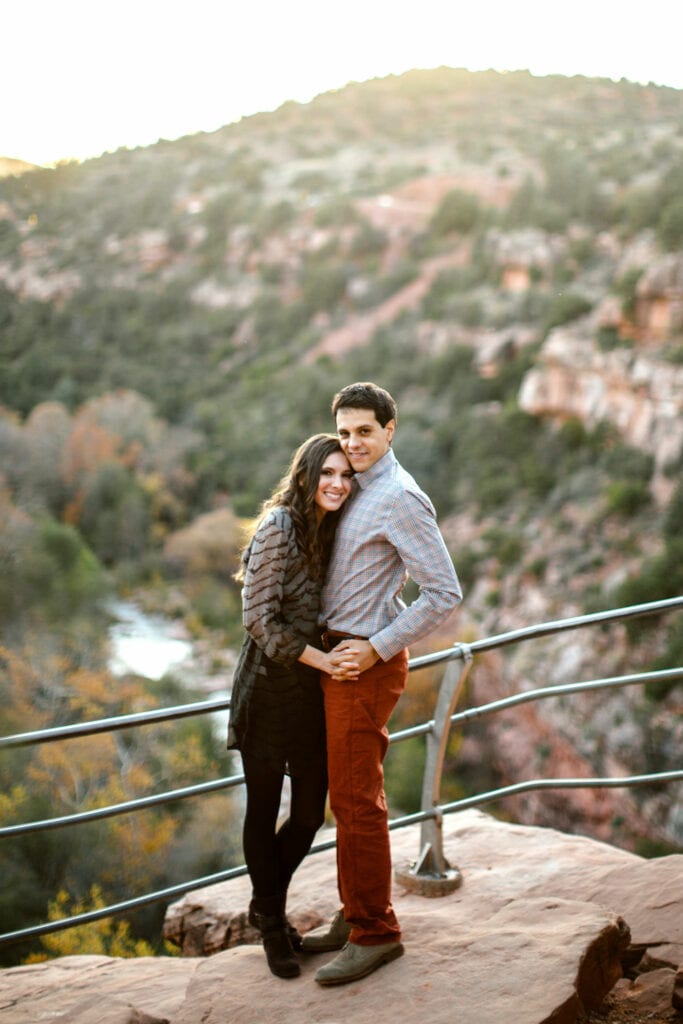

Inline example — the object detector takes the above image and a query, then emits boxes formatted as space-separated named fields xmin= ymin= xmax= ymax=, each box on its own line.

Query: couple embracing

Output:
xmin=228 ymin=381 xmax=462 ymax=986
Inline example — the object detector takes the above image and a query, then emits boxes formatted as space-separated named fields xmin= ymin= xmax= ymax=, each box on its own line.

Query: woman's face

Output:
xmin=314 ymin=450 xmax=353 ymax=518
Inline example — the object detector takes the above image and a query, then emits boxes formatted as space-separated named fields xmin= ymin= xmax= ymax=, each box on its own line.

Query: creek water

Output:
xmin=107 ymin=598 xmax=234 ymax=746
xmin=107 ymin=599 xmax=194 ymax=681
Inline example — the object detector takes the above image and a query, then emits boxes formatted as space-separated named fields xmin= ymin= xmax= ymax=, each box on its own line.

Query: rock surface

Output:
xmin=0 ymin=955 xmax=199 ymax=1023
xmin=2 ymin=811 xmax=681 ymax=1024
xmin=167 ymin=899 xmax=627 ymax=1024
xmin=518 ymin=323 xmax=683 ymax=478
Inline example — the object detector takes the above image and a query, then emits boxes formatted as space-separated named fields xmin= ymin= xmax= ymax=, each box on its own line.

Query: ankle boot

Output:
xmin=250 ymin=888 xmax=302 ymax=950
xmin=286 ymin=920 xmax=303 ymax=951
xmin=248 ymin=896 xmax=300 ymax=979
xmin=277 ymin=888 xmax=303 ymax=951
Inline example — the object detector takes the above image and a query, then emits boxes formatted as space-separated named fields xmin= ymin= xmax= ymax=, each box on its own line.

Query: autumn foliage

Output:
xmin=0 ymin=390 xmax=244 ymax=965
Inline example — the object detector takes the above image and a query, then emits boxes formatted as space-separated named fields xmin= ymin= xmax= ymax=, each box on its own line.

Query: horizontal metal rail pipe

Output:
xmin=435 ymin=769 xmax=683 ymax=816
xmin=449 ymin=667 xmax=683 ymax=726
xmin=0 ymin=772 xmax=246 ymax=839
xmin=408 ymin=595 xmax=683 ymax=671
xmin=1 ymin=768 xmax=681 ymax=949
xmin=0 ymin=695 xmax=232 ymax=750
xmin=387 ymin=721 xmax=434 ymax=743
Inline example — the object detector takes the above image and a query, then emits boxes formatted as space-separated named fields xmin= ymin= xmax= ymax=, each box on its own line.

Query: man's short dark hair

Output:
xmin=331 ymin=382 xmax=397 ymax=427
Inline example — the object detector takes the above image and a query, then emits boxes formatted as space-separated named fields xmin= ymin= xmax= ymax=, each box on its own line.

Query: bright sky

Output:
xmin=4 ymin=0 xmax=683 ymax=167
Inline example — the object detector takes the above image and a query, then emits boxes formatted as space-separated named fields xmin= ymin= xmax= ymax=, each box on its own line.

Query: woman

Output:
xmin=228 ymin=433 xmax=356 ymax=979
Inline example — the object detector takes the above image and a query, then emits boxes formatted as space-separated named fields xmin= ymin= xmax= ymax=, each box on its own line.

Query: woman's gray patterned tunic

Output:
xmin=227 ymin=506 xmax=326 ymax=776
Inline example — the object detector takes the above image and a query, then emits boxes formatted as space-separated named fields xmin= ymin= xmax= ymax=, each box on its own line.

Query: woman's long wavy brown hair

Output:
xmin=237 ymin=433 xmax=351 ymax=582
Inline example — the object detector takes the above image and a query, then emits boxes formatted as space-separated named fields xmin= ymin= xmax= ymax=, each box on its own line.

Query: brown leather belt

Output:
xmin=320 ymin=629 xmax=368 ymax=652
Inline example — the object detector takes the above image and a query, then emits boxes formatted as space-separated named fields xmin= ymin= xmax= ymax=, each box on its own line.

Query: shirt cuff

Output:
xmin=368 ymin=630 xmax=403 ymax=662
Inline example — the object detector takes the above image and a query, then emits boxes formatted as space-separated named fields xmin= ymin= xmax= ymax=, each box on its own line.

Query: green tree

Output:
xmin=0 ymin=644 xmax=240 ymax=966
xmin=79 ymin=463 xmax=150 ymax=564
xmin=0 ymin=515 xmax=105 ymax=623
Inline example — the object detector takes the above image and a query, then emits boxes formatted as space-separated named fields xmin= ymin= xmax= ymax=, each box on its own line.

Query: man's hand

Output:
xmin=331 ymin=639 xmax=380 ymax=676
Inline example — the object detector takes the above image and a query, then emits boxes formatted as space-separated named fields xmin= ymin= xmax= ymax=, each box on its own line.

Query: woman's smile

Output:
xmin=314 ymin=451 xmax=353 ymax=517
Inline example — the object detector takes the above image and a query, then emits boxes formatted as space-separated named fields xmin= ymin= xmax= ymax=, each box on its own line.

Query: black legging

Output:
xmin=241 ymin=751 xmax=328 ymax=898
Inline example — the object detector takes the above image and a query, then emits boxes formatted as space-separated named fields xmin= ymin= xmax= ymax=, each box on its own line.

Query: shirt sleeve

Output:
xmin=369 ymin=489 xmax=462 ymax=661
xmin=241 ymin=512 xmax=308 ymax=667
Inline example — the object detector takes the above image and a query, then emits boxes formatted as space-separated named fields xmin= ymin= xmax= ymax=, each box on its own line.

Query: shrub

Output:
xmin=663 ymin=481 xmax=683 ymax=540
xmin=618 ymin=186 xmax=660 ymax=235
xmin=601 ymin=444 xmax=653 ymax=483
xmin=634 ymin=837 xmax=682 ymax=857
xmin=163 ymin=507 xmax=243 ymax=580
xmin=647 ymin=617 xmax=683 ymax=700
xmin=605 ymin=480 xmax=651 ymax=517
xmin=349 ymin=221 xmax=387 ymax=258
xmin=597 ymin=326 xmax=625 ymax=351
xmin=542 ymin=291 xmax=592 ymax=333
xmin=421 ymin=266 xmax=484 ymax=320
xmin=0 ymin=219 xmax=19 ymax=259
xmin=666 ymin=345 xmax=683 ymax=365
xmin=189 ymin=577 xmax=242 ymax=637
xmin=614 ymin=267 xmax=643 ymax=321
xmin=299 ymin=264 xmax=348 ymax=313
xmin=384 ymin=737 xmax=425 ymax=814
xmin=450 ymin=547 xmax=483 ymax=592
xmin=558 ymin=417 xmax=588 ymax=450
xmin=613 ymin=538 xmax=683 ymax=636
xmin=482 ymin=527 xmax=524 ymax=567
xmin=429 ymin=189 xmax=482 ymax=236
xmin=313 ymin=196 xmax=358 ymax=228
xmin=253 ymin=200 xmax=296 ymax=239
xmin=657 ymin=198 xmax=683 ymax=251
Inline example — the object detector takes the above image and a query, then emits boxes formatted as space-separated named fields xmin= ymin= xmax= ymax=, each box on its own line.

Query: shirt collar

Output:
xmin=355 ymin=447 xmax=396 ymax=490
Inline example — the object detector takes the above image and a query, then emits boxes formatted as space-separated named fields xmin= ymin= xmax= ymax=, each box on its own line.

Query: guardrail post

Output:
xmin=395 ymin=645 xmax=473 ymax=896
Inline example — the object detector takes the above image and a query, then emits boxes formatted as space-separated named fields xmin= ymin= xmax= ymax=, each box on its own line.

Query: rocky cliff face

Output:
xmin=519 ymin=253 xmax=683 ymax=486
xmin=519 ymin=326 xmax=683 ymax=497
xmin=637 ymin=254 xmax=683 ymax=343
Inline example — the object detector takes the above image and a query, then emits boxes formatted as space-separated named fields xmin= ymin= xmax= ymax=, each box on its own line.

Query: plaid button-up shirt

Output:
xmin=320 ymin=448 xmax=462 ymax=661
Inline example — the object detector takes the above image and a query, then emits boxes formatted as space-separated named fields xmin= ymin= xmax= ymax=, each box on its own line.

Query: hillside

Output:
xmin=0 ymin=158 xmax=36 ymax=178
xmin=0 ymin=67 xmax=682 ymax=868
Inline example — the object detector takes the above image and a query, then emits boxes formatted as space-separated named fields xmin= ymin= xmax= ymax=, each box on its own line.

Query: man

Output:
xmin=304 ymin=381 xmax=462 ymax=986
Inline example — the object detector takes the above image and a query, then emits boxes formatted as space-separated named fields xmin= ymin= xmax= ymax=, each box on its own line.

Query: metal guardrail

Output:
xmin=1 ymin=596 xmax=682 ymax=948
xmin=0 ymin=695 xmax=233 ymax=749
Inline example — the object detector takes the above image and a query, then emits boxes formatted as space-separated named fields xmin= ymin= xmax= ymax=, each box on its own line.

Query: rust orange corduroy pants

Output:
xmin=322 ymin=648 xmax=408 ymax=946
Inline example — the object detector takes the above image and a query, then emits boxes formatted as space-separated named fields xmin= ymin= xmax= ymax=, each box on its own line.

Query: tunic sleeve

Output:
xmin=241 ymin=509 xmax=309 ymax=667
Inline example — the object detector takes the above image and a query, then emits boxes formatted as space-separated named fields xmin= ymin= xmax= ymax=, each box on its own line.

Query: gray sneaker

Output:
xmin=301 ymin=909 xmax=351 ymax=952
xmin=315 ymin=940 xmax=404 ymax=986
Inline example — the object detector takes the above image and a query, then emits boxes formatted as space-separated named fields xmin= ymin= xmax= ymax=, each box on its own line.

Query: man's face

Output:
xmin=336 ymin=407 xmax=395 ymax=473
